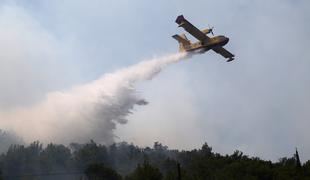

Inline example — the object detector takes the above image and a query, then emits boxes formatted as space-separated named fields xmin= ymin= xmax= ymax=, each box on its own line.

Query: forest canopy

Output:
xmin=0 ymin=141 xmax=309 ymax=180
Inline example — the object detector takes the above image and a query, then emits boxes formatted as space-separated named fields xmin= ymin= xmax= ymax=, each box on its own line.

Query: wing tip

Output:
xmin=175 ymin=15 xmax=185 ymax=24
xmin=226 ymin=57 xmax=235 ymax=62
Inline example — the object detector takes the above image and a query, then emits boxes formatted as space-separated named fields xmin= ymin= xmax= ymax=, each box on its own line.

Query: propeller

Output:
xmin=208 ymin=25 xmax=214 ymax=36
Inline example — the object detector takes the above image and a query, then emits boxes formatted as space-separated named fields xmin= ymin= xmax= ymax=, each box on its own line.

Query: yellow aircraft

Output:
xmin=173 ymin=15 xmax=235 ymax=62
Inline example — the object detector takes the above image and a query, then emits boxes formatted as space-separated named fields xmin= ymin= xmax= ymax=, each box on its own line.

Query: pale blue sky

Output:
xmin=0 ymin=0 xmax=310 ymax=161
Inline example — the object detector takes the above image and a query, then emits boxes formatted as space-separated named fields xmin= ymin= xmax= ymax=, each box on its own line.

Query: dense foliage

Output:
xmin=85 ymin=163 xmax=122 ymax=180
xmin=0 ymin=141 xmax=308 ymax=179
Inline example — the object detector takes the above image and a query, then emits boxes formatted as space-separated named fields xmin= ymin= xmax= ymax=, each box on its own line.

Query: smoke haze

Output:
xmin=0 ymin=0 xmax=310 ymax=162
xmin=0 ymin=53 xmax=187 ymax=145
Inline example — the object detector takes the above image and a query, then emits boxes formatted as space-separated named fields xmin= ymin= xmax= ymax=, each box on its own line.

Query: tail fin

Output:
xmin=172 ymin=34 xmax=190 ymax=52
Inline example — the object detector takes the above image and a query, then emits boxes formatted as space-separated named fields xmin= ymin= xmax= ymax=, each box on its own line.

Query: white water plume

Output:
xmin=0 ymin=53 xmax=187 ymax=145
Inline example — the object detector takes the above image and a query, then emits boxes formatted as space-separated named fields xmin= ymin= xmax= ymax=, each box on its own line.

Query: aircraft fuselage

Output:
xmin=183 ymin=35 xmax=229 ymax=53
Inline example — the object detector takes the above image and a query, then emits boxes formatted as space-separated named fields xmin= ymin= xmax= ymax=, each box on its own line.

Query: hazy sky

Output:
xmin=0 ymin=0 xmax=309 ymax=161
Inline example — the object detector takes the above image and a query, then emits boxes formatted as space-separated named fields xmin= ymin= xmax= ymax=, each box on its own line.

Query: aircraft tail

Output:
xmin=172 ymin=34 xmax=190 ymax=52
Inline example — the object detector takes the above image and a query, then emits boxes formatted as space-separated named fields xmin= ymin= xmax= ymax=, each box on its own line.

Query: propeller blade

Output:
xmin=208 ymin=25 xmax=214 ymax=36
xmin=210 ymin=27 xmax=214 ymax=36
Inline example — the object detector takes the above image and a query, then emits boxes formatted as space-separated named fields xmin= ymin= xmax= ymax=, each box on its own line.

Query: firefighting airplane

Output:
xmin=172 ymin=15 xmax=235 ymax=62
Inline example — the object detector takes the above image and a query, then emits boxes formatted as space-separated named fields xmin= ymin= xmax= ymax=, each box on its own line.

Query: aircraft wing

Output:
xmin=212 ymin=46 xmax=235 ymax=60
xmin=175 ymin=15 xmax=210 ymax=42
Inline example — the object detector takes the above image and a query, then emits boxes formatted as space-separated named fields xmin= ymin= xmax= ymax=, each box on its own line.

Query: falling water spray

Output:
xmin=0 ymin=53 xmax=187 ymax=145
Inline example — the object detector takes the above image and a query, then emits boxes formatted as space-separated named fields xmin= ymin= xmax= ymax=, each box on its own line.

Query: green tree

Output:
xmin=201 ymin=143 xmax=212 ymax=157
xmin=295 ymin=148 xmax=302 ymax=169
xmin=85 ymin=163 xmax=122 ymax=180
xmin=0 ymin=169 xmax=3 ymax=180
xmin=74 ymin=140 xmax=109 ymax=169
xmin=304 ymin=160 xmax=310 ymax=177
xmin=39 ymin=143 xmax=72 ymax=172
xmin=126 ymin=161 xmax=163 ymax=180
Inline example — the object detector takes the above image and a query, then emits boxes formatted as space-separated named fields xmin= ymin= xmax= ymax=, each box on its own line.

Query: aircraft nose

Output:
xmin=221 ymin=37 xmax=229 ymax=46
xmin=226 ymin=37 xmax=229 ymax=43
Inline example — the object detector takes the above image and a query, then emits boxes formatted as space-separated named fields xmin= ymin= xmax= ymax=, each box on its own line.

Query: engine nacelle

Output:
xmin=202 ymin=28 xmax=212 ymax=34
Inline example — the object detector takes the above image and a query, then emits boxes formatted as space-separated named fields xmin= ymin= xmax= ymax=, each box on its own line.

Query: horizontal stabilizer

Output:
xmin=172 ymin=34 xmax=190 ymax=45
